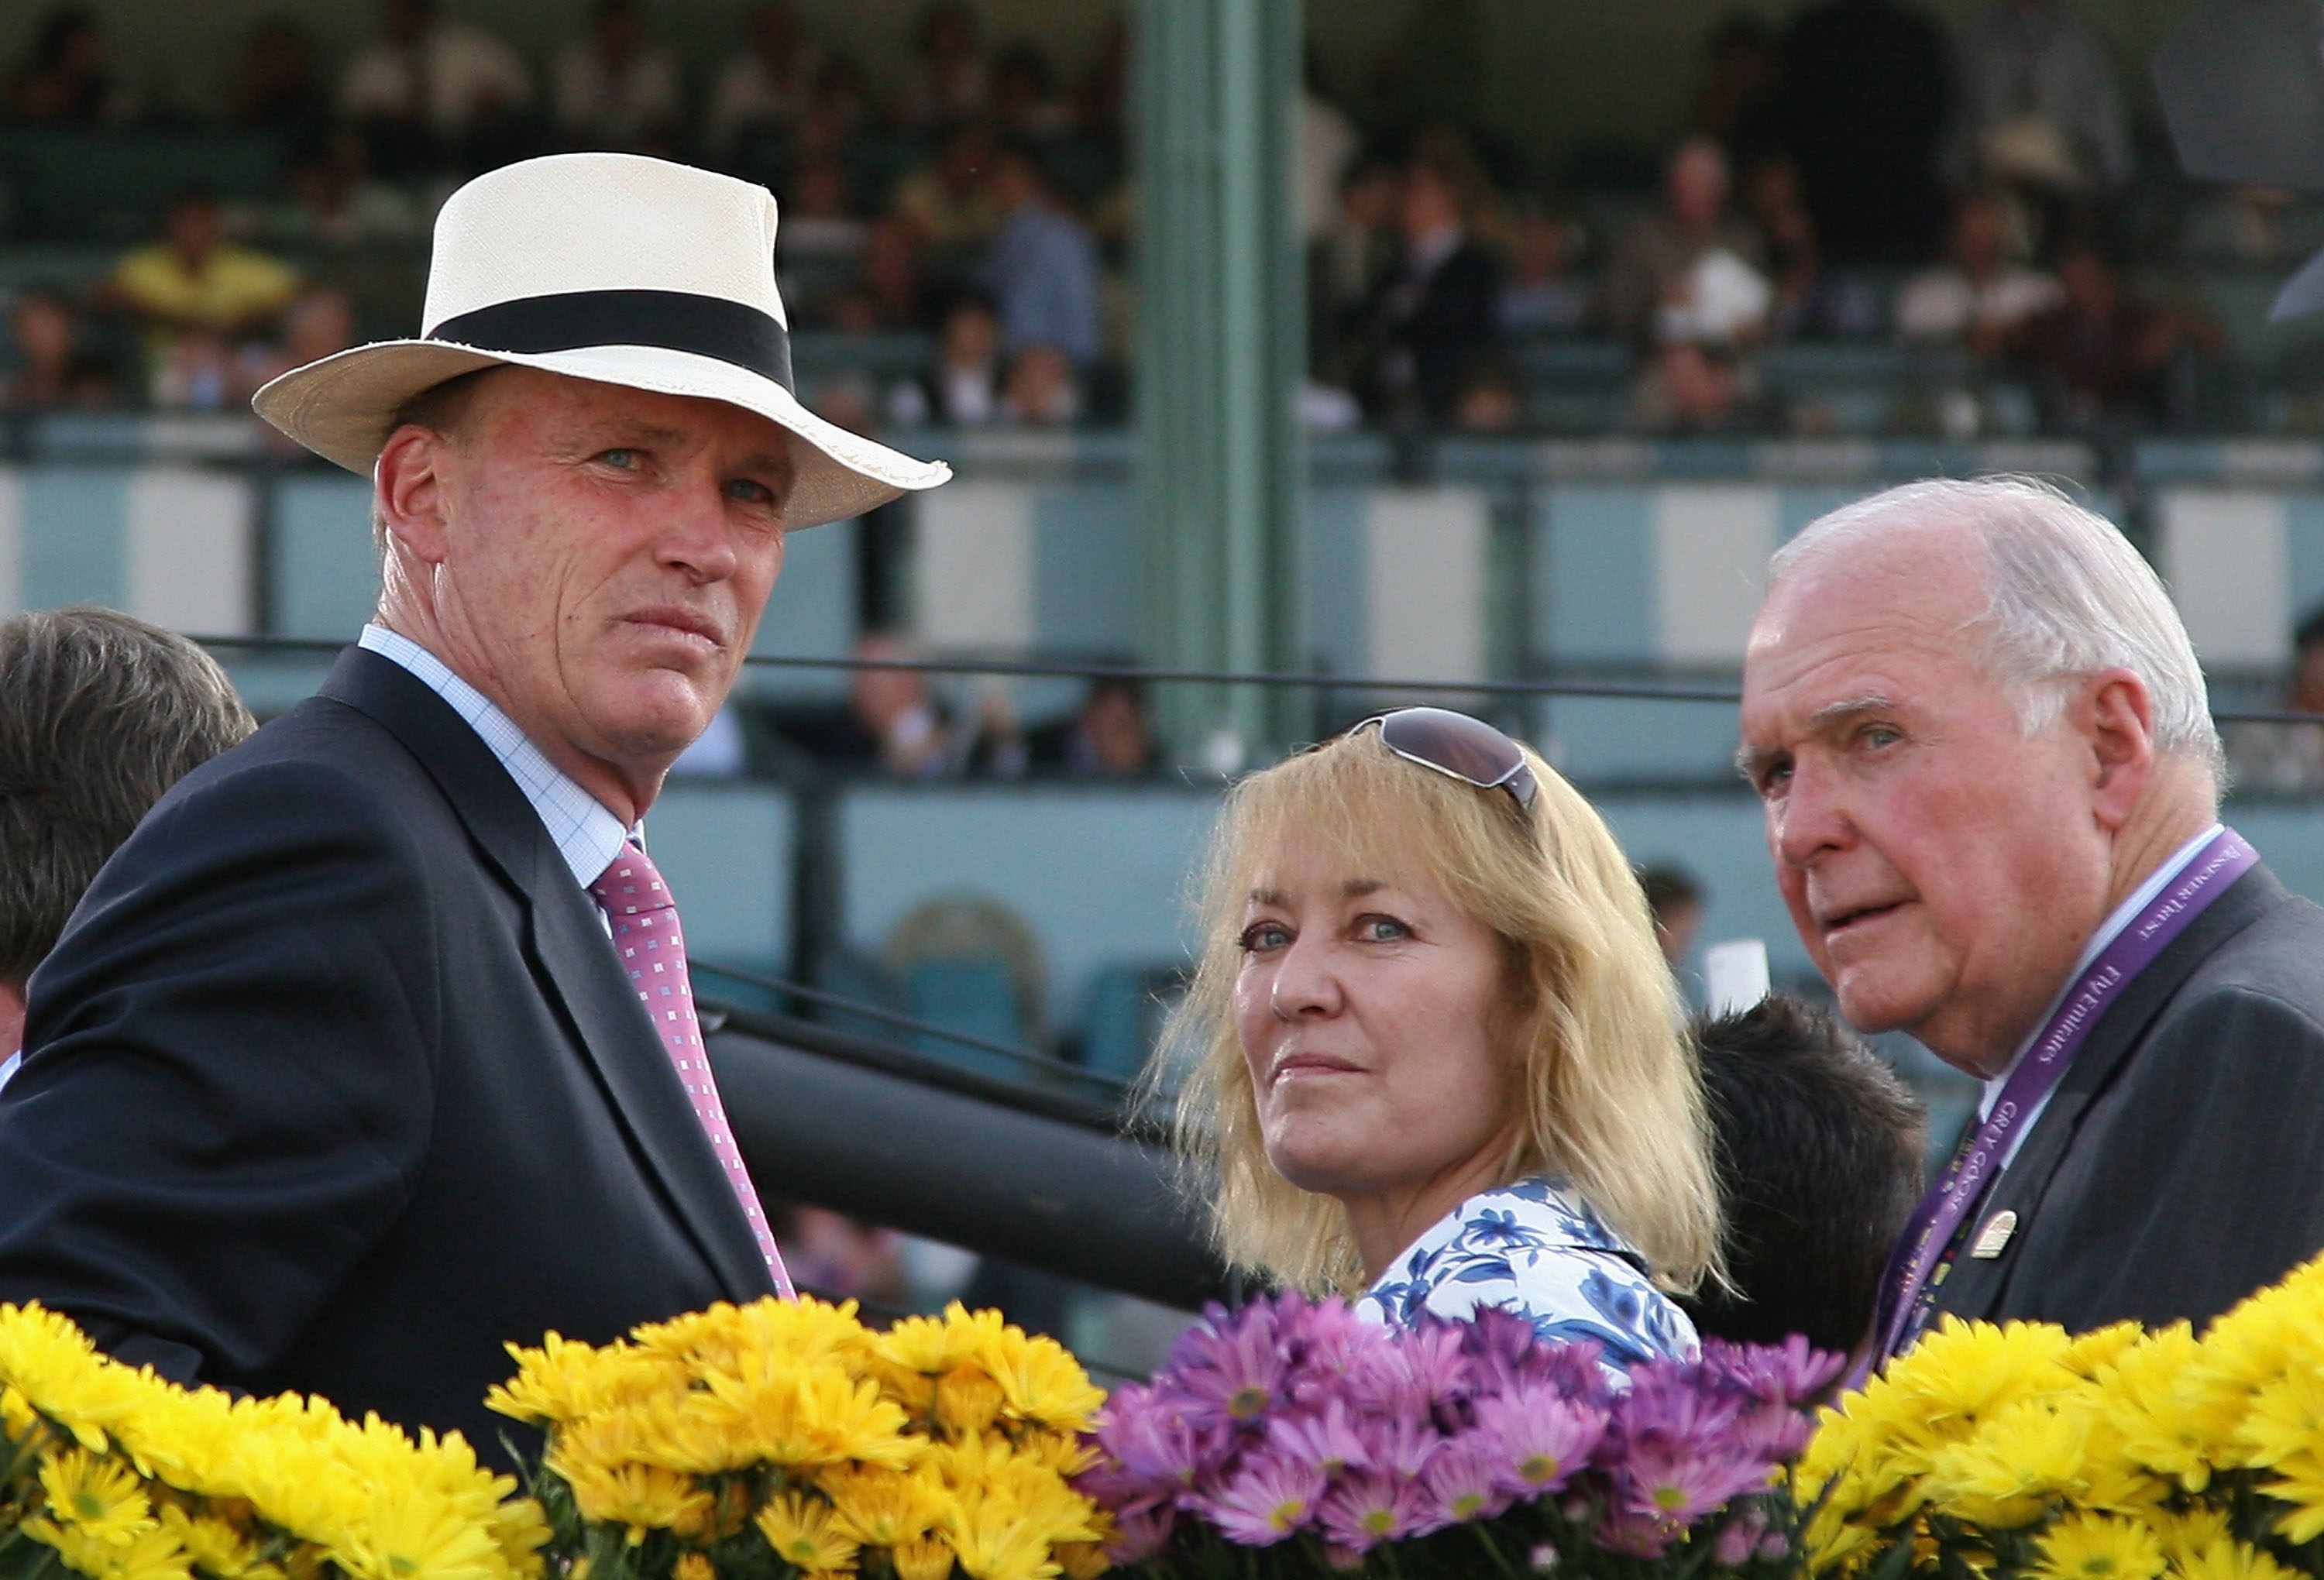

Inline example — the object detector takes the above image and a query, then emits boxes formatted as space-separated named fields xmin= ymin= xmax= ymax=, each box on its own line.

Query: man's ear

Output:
xmin=374 ymin=424 xmax=452 ymax=565
xmin=2084 ymin=668 xmax=2157 ymax=830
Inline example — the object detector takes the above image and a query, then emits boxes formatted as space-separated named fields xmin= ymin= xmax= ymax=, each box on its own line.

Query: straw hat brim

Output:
xmin=252 ymin=338 xmax=950 ymax=531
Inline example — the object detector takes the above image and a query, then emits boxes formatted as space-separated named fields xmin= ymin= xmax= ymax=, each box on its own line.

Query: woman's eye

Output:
xmin=1239 ymin=922 xmax=1290 ymax=953
xmin=1359 ymin=915 xmax=1411 ymax=943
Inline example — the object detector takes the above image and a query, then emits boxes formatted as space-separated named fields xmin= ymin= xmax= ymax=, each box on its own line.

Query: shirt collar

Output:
xmin=358 ymin=624 xmax=634 ymax=889
xmin=1979 ymin=821 xmax=2224 ymax=1114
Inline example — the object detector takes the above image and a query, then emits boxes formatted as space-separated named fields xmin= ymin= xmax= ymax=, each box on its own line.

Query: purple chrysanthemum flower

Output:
xmin=1420 ymin=1434 xmax=1515 ymax=1529
xmin=1284 ymin=1297 xmax=1385 ymax=1406
xmin=1092 ymin=1381 xmax=1223 ymax=1495
xmin=1195 ymin=1449 xmax=1329 ymax=1546
xmin=1699 ymin=1334 xmax=1845 ymax=1410
xmin=1315 ymin=1470 xmax=1432 ymax=1555
xmin=1604 ymin=1437 xmax=1772 ymax=1525
xmin=1348 ymin=1318 xmax=1470 ymax=1418
xmin=1473 ymin=1382 xmax=1608 ymax=1496
xmin=1454 ymin=1304 xmax=1560 ymax=1400
xmin=1169 ymin=1300 xmax=1293 ymax=1432
xmin=1266 ymin=1396 xmax=1373 ymax=1476
xmin=1365 ymin=1412 xmax=1446 ymax=1481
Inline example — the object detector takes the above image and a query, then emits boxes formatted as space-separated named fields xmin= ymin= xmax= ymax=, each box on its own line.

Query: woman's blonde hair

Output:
xmin=1154 ymin=723 xmax=1721 ymax=1298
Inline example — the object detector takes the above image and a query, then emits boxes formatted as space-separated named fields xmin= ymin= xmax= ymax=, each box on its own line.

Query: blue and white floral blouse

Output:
xmin=1356 ymin=1176 xmax=1698 ymax=1367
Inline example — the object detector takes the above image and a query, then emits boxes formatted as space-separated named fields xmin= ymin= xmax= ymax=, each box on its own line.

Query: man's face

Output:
xmin=411 ymin=367 xmax=792 ymax=806
xmin=1738 ymin=540 xmax=2110 ymax=1073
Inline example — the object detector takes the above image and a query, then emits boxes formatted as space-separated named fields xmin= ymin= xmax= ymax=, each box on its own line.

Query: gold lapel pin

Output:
xmin=1969 ymin=1210 xmax=2019 ymax=1259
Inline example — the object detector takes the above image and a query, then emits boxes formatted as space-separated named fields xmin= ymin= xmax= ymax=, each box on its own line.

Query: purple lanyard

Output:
xmin=1871 ymin=826 xmax=2258 ymax=1365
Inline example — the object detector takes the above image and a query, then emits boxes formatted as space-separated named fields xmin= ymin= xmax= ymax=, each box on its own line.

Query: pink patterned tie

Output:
xmin=591 ymin=842 xmax=792 ymax=1297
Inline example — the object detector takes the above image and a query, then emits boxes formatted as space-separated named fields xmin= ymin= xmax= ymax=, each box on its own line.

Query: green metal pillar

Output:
xmin=1131 ymin=0 xmax=1307 ymax=771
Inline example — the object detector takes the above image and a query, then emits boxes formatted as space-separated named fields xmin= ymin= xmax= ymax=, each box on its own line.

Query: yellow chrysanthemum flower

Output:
xmin=1886 ymin=1317 xmax=2078 ymax=1435
xmin=40 ymin=1447 xmax=156 ymax=1546
xmin=2033 ymin=1513 xmax=2165 ymax=1580
xmin=332 ymin=1486 xmax=511 ymax=1580
xmin=156 ymin=1505 xmax=268 ymax=1580
xmin=945 ymin=1484 xmax=1061 ymax=1580
xmin=558 ymin=1460 xmax=714 ymax=1543
xmin=753 ymin=1491 xmax=861 ymax=1573
xmin=691 ymin=1356 xmax=915 ymax=1471
xmin=892 ymin=1535 xmax=957 ymax=1580
xmin=2257 ymin=1448 xmax=2324 ymax=1545
xmin=935 ymin=1365 xmax=1008 ymax=1438
xmin=2063 ymin=1323 xmax=2147 ymax=1381
xmin=0 ymin=1304 xmax=153 ymax=1453
xmin=820 ymin=1465 xmax=947 ymax=1547
xmin=1012 ymin=1430 xmax=1098 ymax=1481
xmin=672 ymin=1554 xmax=714 ymax=1580
xmin=25 ymin=1514 xmax=192 ymax=1580
xmin=2168 ymin=1531 xmax=2293 ymax=1580
xmin=976 ymin=1330 xmax=1105 ymax=1434
xmin=882 ymin=1305 xmax=1009 ymax=1379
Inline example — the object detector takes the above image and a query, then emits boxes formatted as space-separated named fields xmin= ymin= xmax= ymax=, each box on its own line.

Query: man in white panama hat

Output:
xmin=0 ymin=153 xmax=947 ymax=1459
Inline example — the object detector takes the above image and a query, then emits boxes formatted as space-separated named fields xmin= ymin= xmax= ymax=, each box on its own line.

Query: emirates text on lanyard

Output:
xmin=1871 ymin=826 xmax=2259 ymax=1365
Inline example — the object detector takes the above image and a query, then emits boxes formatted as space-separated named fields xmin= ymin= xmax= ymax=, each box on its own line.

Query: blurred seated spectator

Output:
xmin=1026 ymin=674 xmax=1160 ymax=778
xmin=101 ymin=191 xmax=301 ymax=397
xmin=990 ymin=40 xmax=1072 ymax=144
xmin=2178 ymin=187 xmax=2321 ymax=267
xmin=1946 ymin=0 xmax=2132 ymax=201
xmin=2006 ymin=240 xmax=2218 ymax=429
xmin=338 ymin=0 xmax=533 ymax=174
xmin=988 ymin=146 xmax=1104 ymax=369
xmin=1311 ymin=157 xmax=1400 ymax=372
xmin=2223 ymin=602 xmax=2324 ymax=795
xmin=843 ymin=631 xmax=956 ymax=778
xmin=1679 ymin=996 xmax=1927 ymax=1359
xmin=830 ymin=217 xmax=933 ymax=335
xmin=1346 ymin=151 xmax=1501 ymax=424
xmin=704 ymin=2 xmax=822 ymax=160
xmin=1625 ymin=341 xmax=1773 ymax=434
xmin=1452 ymin=360 xmax=1525 ymax=432
xmin=896 ymin=2 xmax=988 ymax=130
xmin=280 ymin=131 xmax=424 ymax=247
xmin=891 ymin=121 xmax=1003 ymax=256
xmin=998 ymin=343 xmax=1080 ymax=426
xmin=780 ymin=156 xmax=868 ymax=263
xmin=888 ymin=294 xmax=1002 ymax=427
xmin=6 ymin=7 xmax=130 ymax=124
xmin=552 ymin=0 xmax=681 ymax=154
xmin=2 ymin=287 xmax=120 ymax=410
xmin=1604 ymin=136 xmax=1767 ymax=345
xmin=1744 ymin=156 xmax=1879 ymax=339
xmin=225 ymin=17 xmax=328 ymax=138
xmin=230 ymin=284 xmax=357 ymax=409
xmin=1497 ymin=204 xmax=1593 ymax=337
xmin=1895 ymin=190 xmax=2063 ymax=351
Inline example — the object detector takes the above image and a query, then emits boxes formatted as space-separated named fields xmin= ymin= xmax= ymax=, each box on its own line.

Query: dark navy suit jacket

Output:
xmin=1925 ymin=863 xmax=2324 ymax=1334
xmin=0 ymin=647 xmax=773 ymax=1458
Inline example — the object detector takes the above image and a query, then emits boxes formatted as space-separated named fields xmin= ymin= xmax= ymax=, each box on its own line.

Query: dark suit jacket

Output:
xmin=0 ymin=648 xmax=774 ymax=1458
xmin=1926 ymin=862 xmax=2324 ymax=1334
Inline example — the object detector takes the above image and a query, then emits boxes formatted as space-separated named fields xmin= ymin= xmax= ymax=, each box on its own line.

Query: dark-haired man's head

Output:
xmin=1679 ymin=994 xmax=1927 ymax=1359
xmin=0 ymin=607 xmax=254 ymax=1055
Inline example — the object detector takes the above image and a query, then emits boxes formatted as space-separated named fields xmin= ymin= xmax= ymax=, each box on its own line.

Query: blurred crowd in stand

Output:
xmin=2 ymin=0 xmax=2318 ymax=441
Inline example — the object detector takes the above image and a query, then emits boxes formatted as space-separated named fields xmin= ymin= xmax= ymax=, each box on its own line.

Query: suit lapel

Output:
xmin=1930 ymin=863 xmax=2290 ymax=1324
xmin=319 ymin=647 xmax=772 ymax=1303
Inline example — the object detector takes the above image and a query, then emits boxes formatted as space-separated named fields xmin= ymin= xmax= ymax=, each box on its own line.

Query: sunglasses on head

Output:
xmin=1340 ymin=707 xmax=1538 ymax=812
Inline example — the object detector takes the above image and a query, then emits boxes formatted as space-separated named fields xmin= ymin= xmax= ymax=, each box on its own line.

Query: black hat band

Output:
xmin=428 ymin=289 xmax=794 ymax=393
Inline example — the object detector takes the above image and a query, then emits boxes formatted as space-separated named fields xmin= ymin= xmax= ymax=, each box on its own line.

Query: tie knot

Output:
xmin=590 ymin=843 xmax=674 ymax=915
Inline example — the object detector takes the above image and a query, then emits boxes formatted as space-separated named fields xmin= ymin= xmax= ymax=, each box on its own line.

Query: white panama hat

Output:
xmin=252 ymin=150 xmax=949 ymax=529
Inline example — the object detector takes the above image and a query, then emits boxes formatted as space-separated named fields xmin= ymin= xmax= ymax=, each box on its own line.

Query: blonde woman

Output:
xmin=1162 ymin=709 xmax=1721 ymax=1365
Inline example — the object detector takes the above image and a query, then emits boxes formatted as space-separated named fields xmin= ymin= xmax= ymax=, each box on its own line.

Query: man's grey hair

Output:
xmin=1769 ymin=475 xmax=2225 ymax=784
xmin=0 ymin=607 xmax=256 ymax=988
